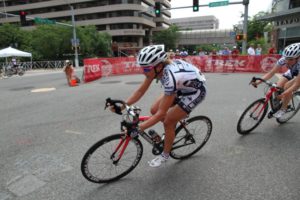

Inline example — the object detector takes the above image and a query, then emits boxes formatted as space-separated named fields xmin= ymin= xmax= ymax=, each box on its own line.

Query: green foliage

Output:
xmin=152 ymin=25 xmax=180 ymax=51
xmin=0 ymin=23 xmax=112 ymax=61
xmin=0 ymin=23 xmax=22 ymax=49
xmin=195 ymin=44 xmax=222 ymax=52
xmin=77 ymin=26 xmax=111 ymax=58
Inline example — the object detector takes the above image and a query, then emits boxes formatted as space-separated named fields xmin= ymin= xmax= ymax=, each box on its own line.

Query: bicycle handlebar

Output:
xmin=250 ymin=77 xmax=283 ymax=92
xmin=105 ymin=98 xmax=125 ymax=115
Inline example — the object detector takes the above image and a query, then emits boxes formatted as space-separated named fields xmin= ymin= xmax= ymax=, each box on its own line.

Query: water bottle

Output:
xmin=148 ymin=129 xmax=161 ymax=143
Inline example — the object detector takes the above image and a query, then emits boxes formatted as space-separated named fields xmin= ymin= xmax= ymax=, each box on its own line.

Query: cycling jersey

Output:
xmin=276 ymin=57 xmax=300 ymax=80
xmin=160 ymin=59 xmax=206 ymax=113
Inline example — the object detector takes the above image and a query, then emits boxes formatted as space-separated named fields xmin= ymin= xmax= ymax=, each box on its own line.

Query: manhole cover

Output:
xmin=100 ymin=81 xmax=121 ymax=84
xmin=125 ymin=81 xmax=142 ymax=85
xmin=10 ymin=86 xmax=35 ymax=91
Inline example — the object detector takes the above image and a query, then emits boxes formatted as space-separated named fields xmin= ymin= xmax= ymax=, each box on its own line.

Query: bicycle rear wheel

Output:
xmin=276 ymin=91 xmax=300 ymax=124
xmin=170 ymin=116 xmax=212 ymax=160
xmin=81 ymin=134 xmax=143 ymax=183
xmin=237 ymin=98 xmax=268 ymax=135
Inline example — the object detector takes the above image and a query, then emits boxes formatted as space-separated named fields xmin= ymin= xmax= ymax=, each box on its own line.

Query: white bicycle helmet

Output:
xmin=282 ymin=43 xmax=300 ymax=58
xmin=137 ymin=45 xmax=167 ymax=67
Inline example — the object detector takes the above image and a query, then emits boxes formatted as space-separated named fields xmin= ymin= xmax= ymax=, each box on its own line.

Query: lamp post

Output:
xmin=2 ymin=0 xmax=7 ymax=19
xmin=70 ymin=5 xmax=79 ymax=68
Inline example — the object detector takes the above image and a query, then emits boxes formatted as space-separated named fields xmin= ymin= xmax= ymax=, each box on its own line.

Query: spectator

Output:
xmin=112 ymin=41 xmax=118 ymax=57
xmin=11 ymin=57 xmax=18 ymax=68
xmin=268 ymin=44 xmax=277 ymax=54
xmin=198 ymin=48 xmax=206 ymax=56
xmin=222 ymin=47 xmax=231 ymax=56
xmin=255 ymin=44 xmax=262 ymax=55
xmin=247 ymin=44 xmax=255 ymax=55
xmin=168 ymin=49 xmax=175 ymax=59
xmin=63 ymin=60 xmax=80 ymax=86
xmin=231 ymin=46 xmax=240 ymax=58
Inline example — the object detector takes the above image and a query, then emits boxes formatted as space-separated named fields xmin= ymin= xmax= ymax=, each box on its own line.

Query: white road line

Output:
xmin=65 ymin=130 xmax=83 ymax=135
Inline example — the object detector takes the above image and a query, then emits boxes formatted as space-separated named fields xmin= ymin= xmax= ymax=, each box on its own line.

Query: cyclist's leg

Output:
xmin=281 ymin=78 xmax=298 ymax=109
xmin=163 ymin=105 xmax=188 ymax=153
xmin=164 ymin=88 xmax=207 ymax=153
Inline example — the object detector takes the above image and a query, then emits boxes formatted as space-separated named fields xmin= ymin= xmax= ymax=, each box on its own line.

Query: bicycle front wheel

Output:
xmin=81 ymin=134 xmax=143 ymax=183
xmin=237 ymin=98 xmax=268 ymax=135
xmin=170 ymin=116 xmax=212 ymax=160
xmin=276 ymin=91 xmax=300 ymax=124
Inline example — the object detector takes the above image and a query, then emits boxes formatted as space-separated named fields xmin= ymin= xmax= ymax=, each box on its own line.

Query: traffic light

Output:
xmin=154 ymin=2 xmax=161 ymax=17
xmin=243 ymin=0 xmax=249 ymax=5
xmin=19 ymin=10 xmax=27 ymax=26
xmin=193 ymin=0 xmax=199 ymax=12
xmin=236 ymin=34 xmax=244 ymax=41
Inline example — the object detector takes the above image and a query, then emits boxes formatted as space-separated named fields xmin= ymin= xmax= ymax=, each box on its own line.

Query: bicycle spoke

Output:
xmin=171 ymin=116 xmax=212 ymax=160
xmin=81 ymin=134 xmax=143 ymax=183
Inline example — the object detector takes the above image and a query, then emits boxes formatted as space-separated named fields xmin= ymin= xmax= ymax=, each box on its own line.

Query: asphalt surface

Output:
xmin=0 ymin=70 xmax=299 ymax=200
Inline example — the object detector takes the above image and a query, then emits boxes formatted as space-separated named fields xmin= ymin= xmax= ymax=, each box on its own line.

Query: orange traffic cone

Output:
xmin=70 ymin=79 xmax=78 ymax=87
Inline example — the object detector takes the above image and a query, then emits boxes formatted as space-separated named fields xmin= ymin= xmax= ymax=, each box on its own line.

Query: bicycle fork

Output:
xmin=111 ymin=135 xmax=131 ymax=165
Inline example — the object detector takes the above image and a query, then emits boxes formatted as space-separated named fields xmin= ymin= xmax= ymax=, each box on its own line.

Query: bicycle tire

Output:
xmin=170 ymin=116 xmax=212 ymax=160
xmin=276 ymin=91 xmax=300 ymax=124
xmin=237 ymin=98 xmax=268 ymax=135
xmin=81 ymin=134 xmax=143 ymax=183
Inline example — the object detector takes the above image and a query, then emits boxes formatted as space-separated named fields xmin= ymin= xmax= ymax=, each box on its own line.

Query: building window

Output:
xmin=290 ymin=0 xmax=300 ymax=9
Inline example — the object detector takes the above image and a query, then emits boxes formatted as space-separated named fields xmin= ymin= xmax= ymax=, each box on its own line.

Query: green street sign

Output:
xmin=209 ymin=0 xmax=229 ymax=7
xmin=34 ymin=17 xmax=56 ymax=25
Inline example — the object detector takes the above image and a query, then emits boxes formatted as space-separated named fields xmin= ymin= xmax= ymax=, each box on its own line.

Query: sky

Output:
xmin=170 ymin=0 xmax=273 ymax=29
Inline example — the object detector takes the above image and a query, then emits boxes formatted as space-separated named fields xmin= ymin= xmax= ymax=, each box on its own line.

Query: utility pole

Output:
xmin=242 ymin=0 xmax=249 ymax=54
xmin=70 ymin=5 xmax=79 ymax=68
xmin=2 ymin=0 xmax=7 ymax=19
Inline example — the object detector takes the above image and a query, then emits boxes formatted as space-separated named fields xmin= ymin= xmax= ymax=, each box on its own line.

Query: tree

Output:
xmin=0 ymin=23 xmax=22 ymax=49
xmin=77 ymin=26 xmax=111 ymax=58
xmin=152 ymin=25 xmax=180 ymax=50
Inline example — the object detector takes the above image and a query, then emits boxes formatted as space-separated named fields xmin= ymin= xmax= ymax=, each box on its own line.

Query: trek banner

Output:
xmin=83 ymin=54 xmax=283 ymax=82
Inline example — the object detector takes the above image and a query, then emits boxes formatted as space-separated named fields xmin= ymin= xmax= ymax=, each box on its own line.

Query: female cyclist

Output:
xmin=252 ymin=43 xmax=300 ymax=118
xmin=110 ymin=45 xmax=207 ymax=167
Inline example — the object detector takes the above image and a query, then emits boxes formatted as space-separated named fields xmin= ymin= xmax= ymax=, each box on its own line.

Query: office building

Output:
xmin=0 ymin=0 xmax=171 ymax=49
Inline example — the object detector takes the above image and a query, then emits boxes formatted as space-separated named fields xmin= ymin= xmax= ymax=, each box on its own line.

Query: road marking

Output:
xmin=65 ymin=129 xmax=83 ymax=135
xmin=31 ymin=87 xmax=56 ymax=93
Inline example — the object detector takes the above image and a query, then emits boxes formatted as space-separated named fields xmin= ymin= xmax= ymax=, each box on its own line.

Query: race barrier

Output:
xmin=83 ymin=54 xmax=285 ymax=83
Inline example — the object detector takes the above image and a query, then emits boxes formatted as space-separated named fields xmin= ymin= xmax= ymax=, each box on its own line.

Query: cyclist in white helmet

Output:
xmin=111 ymin=45 xmax=207 ymax=167
xmin=252 ymin=43 xmax=300 ymax=118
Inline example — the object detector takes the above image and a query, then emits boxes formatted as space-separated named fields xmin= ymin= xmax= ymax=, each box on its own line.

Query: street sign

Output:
xmin=34 ymin=17 xmax=56 ymax=24
xmin=209 ymin=0 xmax=229 ymax=7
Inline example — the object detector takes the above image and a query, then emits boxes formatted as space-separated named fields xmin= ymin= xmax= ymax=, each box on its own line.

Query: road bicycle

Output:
xmin=237 ymin=77 xmax=300 ymax=135
xmin=81 ymin=98 xmax=212 ymax=183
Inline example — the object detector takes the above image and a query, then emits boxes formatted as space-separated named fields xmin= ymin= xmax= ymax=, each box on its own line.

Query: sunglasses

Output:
xmin=285 ymin=57 xmax=295 ymax=61
xmin=143 ymin=67 xmax=153 ymax=73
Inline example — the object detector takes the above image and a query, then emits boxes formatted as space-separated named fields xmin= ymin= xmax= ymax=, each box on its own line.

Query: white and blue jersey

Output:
xmin=276 ymin=57 xmax=300 ymax=80
xmin=160 ymin=59 xmax=207 ymax=113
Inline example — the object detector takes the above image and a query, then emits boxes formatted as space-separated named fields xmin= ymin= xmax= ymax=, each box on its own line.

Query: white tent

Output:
xmin=0 ymin=46 xmax=32 ymax=57
xmin=0 ymin=47 xmax=32 ymax=70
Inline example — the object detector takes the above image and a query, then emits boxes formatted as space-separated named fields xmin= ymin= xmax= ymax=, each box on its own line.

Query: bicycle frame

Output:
xmin=112 ymin=115 xmax=190 ymax=162
xmin=251 ymin=87 xmax=277 ymax=117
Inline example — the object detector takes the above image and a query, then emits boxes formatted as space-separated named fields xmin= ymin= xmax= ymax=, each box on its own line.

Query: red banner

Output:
xmin=83 ymin=58 xmax=102 ymax=82
xmin=83 ymin=54 xmax=286 ymax=82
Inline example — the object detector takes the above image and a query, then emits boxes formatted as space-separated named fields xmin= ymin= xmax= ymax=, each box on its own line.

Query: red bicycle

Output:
xmin=81 ymin=98 xmax=212 ymax=183
xmin=237 ymin=77 xmax=300 ymax=135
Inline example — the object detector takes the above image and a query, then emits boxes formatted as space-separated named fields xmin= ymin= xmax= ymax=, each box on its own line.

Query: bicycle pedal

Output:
xmin=267 ymin=111 xmax=274 ymax=119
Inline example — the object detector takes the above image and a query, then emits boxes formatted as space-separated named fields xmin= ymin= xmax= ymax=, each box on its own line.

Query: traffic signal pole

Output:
xmin=70 ymin=5 xmax=79 ymax=68
xmin=163 ymin=0 xmax=249 ymax=54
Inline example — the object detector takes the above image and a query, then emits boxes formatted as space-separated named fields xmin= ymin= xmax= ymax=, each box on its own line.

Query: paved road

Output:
xmin=0 ymin=71 xmax=299 ymax=200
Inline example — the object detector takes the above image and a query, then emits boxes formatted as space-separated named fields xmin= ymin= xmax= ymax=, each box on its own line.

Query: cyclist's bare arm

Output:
xmin=252 ymin=65 xmax=280 ymax=87
xmin=139 ymin=94 xmax=176 ymax=131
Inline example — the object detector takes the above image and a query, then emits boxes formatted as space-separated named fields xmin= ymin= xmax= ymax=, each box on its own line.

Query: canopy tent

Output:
xmin=0 ymin=47 xmax=32 ymax=70
xmin=0 ymin=47 xmax=32 ymax=57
